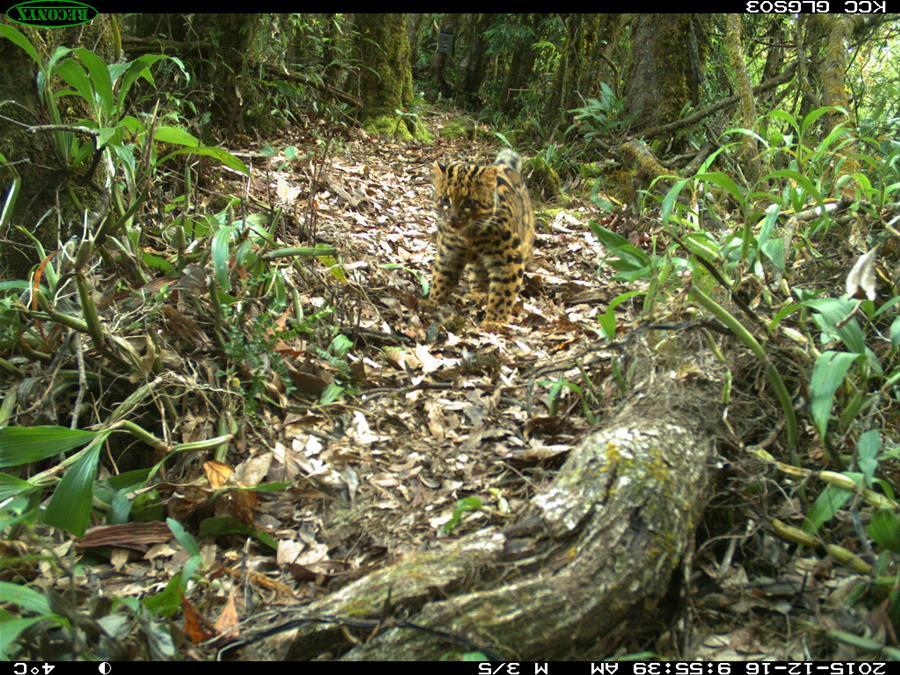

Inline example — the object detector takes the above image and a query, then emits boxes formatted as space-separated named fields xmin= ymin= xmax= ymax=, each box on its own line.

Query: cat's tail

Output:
xmin=494 ymin=148 xmax=522 ymax=173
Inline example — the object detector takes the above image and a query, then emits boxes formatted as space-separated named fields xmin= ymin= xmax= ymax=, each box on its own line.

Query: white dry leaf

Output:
xmin=352 ymin=411 xmax=386 ymax=445
xmin=305 ymin=435 xmax=324 ymax=457
xmin=235 ymin=453 xmax=273 ymax=486
xmin=276 ymin=539 xmax=306 ymax=565
xmin=845 ymin=247 xmax=878 ymax=301
xmin=413 ymin=344 xmax=443 ymax=373
xmin=275 ymin=176 xmax=301 ymax=206
xmin=423 ymin=398 xmax=447 ymax=439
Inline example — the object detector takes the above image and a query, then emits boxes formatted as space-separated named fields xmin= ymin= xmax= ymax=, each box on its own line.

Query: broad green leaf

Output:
xmin=598 ymin=290 xmax=645 ymax=340
xmin=803 ymin=297 xmax=866 ymax=355
xmin=0 ymin=581 xmax=51 ymax=614
xmin=211 ymin=225 xmax=234 ymax=291
xmin=760 ymin=239 xmax=785 ymax=273
xmin=721 ymin=127 xmax=769 ymax=149
xmin=803 ymin=479 xmax=858 ymax=534
xmin=167 ymin=517 xmax=201 ymax=557
xmin=868 ymin=510 xmax=900 ymax=553
xmin=142 ymin=574 xmax=183 ymax=617
xmin=891 ymin=316 xmax=900 ymax=349
xmin=74 ymin=48 xmax=113 ymax=116
xmin=42 ymin=435 xmax=106 ymax=536
xmin=696 ymin=172 xmax=745 ymax=207
xmin=800 ymin=105 xmax=846 ymax=138
xmin=0 ymin=426 xmax=98 ymax=468
xmin=858 ymin=429 xmax=881 ymax=485
xmin=319 ymin=383 xmax=344 ymax=405
xmin=660 ymin=178 xmax=689 ymax=226
xmin=55 ymin=59 xmax=94 ymax=108
xmin=159 ymin=146 xmax=249 ymax=175
xmin=116 ymin=54 xmax=169 ymax=112
xmin=141 ymin=252 xmax=175 ymax=275
xmin=198 ymin=516 xmax=277 ymax=550
xmin=153 ymin=125 xmax=199 ymax=147
xmin=0 ymin=473 xmax=38 ymax=501
xmin=589 ymin=221 xmax=630 ymax=250
xmin=767 ymin=109 xmax=800 ymax=135
xmin=764 ymin=169 xmax=822 ymax=205
xmin=0 ymin=616 xmax=47 ymax=659
xmin=809 ymin=351 xmax=860 ymax=439
xmin=813 ymin=124 xmax=850 ymax=158
xmin=97 ymin=126 xmax=118 ymax=149
xmin=0 ymin=280 xmax=30 ymax=292
xmin=0 ymin=24 xmax=40 ymax=66
xmin=698 ymin=142 xmax=735 ymax=174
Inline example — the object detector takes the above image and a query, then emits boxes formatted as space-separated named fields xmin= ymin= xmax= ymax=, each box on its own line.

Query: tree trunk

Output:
xmin=0 ymin=17 xmax=119 ymax=278
xmin=499 ymin=16 xmax=538 ymax=116
xmin=240 ymin=335 xmax=724 ymax=660
xmin=461 ymin=14 xmax=494 ymax=107
xmin=351 ymin=14 xmax=413 ymax=121
xmin=625 ymin=14 xmax=697 ymax=133
xmin=432 ymin=14 xmax=459 ymax=98
xmin=725 ymin=15 xmax=761 ymax=183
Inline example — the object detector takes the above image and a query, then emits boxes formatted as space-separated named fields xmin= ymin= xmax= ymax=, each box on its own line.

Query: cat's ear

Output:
xmin=432 ymin=161 xmax=447 ymax=179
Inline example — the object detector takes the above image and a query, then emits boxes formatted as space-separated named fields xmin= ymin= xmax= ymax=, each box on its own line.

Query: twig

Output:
xmin=70 ymin=334 xmax=87 ymax=430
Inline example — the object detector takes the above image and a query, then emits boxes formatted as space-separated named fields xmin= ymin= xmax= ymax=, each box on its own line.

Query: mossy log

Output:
xmin=240 ymin=337 xmax=723 ymax=660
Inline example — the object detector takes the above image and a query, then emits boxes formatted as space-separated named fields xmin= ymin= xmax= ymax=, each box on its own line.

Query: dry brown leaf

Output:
xmin=213 ymin=587 xmax=241 ymax=640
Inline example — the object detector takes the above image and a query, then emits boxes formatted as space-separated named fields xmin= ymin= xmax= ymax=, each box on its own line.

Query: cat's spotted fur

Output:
xmin=429 ymin=150 xmax=534 ymax=324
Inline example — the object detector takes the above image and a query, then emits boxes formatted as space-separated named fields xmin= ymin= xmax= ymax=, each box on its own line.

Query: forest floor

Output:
xmin=23 ymin=112 xmax=865 ymax=661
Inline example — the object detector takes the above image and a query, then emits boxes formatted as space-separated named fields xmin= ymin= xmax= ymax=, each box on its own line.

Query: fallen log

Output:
xmin=239 ymin=333 xmax=724 ymax=660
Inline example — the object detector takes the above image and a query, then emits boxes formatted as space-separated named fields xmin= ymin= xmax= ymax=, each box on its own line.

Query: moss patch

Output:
xmin=363 ymin=114 xmax=414 ymax=140
xmin=525 ymin=156 xmax=563 ymax=202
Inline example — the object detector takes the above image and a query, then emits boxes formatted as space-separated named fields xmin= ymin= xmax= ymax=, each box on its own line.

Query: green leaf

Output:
xmin=115 ymin=54 xmax=169 ymax=112
xmin=0 ymin=280 xmax=30 ymax=292
xmin=760 ymin=239 xmax=785 ymax=273
xmin=598 ymin=290 xmax=645 ymax=340
xmin=858 ymin=429 xmax=881 ymax=486
xmin=142 ymin=574 xmax=183 ymax=617
xmin=0 ymin=473 xmax=39 ymax=501
xmin=55 ymin=59 xmax=94 ymax=107
xmin=0 ymin=581 xmax=51 ymax=614
xmin=803 ymin=297 xmax=866 ymax=355
xmin=74 ymin=48 xmax=113 ymax=116
xmin=767 ymin=109 xmax=800 ymax=135
xmin=660 ymin=178 xmax=689 ymax=226
xmin=803 ymin=480 xmax=858 ymax=534
xmin=0 ymin=426 xmax=98 ymax=468
xmin=167 ymin=517 xmax=201 ymax=557
xmin=891 ymin=316 xmax=900 ymax=349
xmin=319 ymin=383 xmax=344 ymax=405
xmin=695 ymin=172 xmax=745 ymax=207
xmin=211 ymin=225 xmax=234 ymax=291
xmin=800 ymin=105 xmax=846 ymax=138
xmin=0 ymin=24 xmax=41 ymax=67
xmin=0 ymin=616 xmax=48 ymax=659
xmin=442 ymin=496 xmax=484 ymax=535
xmin=97 ymin=126 xmax=118 ymax=149
xmin=159 ymin=146 xmax=249 ymax=175
xmin=868 ymin=510 xmax=900 ymax=553
xmin=764 ymin=169 xmax=822 ymax=205
xmin=809 ymin=351 xmax=860 ymax=439
xmin=42 ymin=436 xmax=105 ymax=536
xmin=153 ymin=125 xmax=199 ymax=147
xmin=141 ymin=253 xmax=175 ymax=275
xmin=198 ymin=516 xmax=277 ymax=550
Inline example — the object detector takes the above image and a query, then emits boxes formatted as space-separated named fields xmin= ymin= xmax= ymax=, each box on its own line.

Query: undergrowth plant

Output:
xmin=589 ymin=104 xmax=899 ymax=639
xmin=0 ymin=26 xmax=350 ymax=658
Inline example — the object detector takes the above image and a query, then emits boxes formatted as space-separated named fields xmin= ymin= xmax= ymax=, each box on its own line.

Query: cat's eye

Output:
xmin=438 ymin=197 xmax=450 ymax=207
xmin=461 ymin=198 xmax=474 ymax=210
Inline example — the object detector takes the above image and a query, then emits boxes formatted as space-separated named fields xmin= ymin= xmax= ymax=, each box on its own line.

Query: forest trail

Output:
xmin=203 ymin=114 xmax=624 ymax=580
